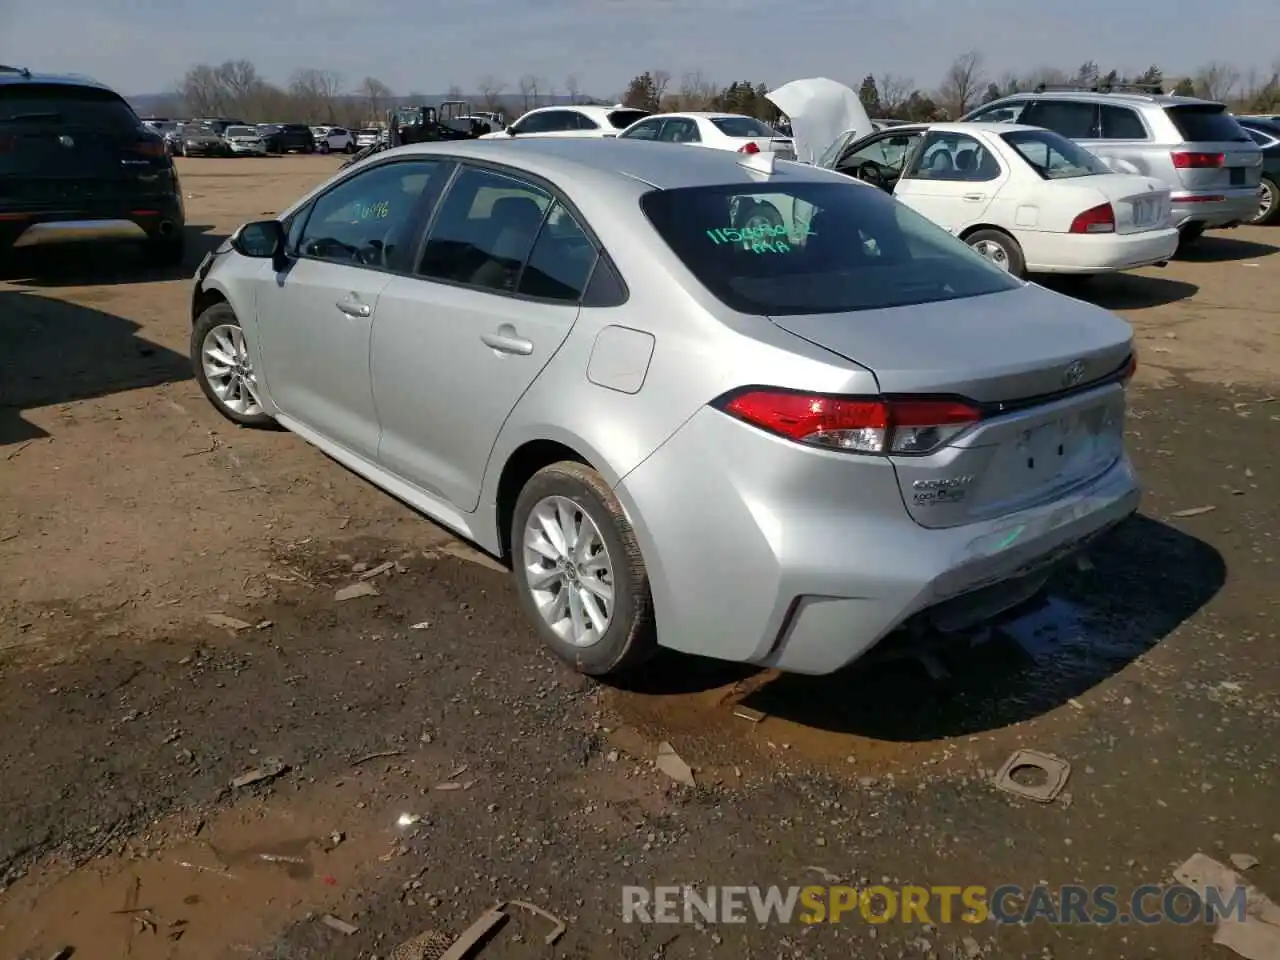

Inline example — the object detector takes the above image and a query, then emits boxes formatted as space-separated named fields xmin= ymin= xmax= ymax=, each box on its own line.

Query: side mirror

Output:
xmin=231 ymin=220 xmax=284 ymax=259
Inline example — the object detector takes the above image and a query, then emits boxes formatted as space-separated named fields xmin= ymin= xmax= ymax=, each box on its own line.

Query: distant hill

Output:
xmin=126 ymin=91 xmax=617 ymax=118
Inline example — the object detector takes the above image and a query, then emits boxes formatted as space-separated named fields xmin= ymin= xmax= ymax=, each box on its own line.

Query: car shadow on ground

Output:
xmin=0 ymin=225 xmax=226 ymax=287
xmin=0 ymin=291 xmax=191 ymax=446
xmin=616 ymin=514 xmax=1225 ymax=739
xmin=1039 ymin=273 xmax=1199 ymax=310
xmin=1177 ymin=234 xmax=1278 ymax=263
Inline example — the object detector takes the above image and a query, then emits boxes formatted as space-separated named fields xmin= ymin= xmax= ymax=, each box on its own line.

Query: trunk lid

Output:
xmin=769 ymin=283 xmax=1133 ymax=528
xmin=1047 ymin=174 xmax=1171 ymax=233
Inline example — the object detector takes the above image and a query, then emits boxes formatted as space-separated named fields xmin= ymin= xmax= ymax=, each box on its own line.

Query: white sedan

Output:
xmin=478 ymin=104 xmax=652 ymax=140
xmin=616 ymin=112 xmax=795 ymax=158
xmin=821 ymin=122 xmax=1179 ymax=276
xmin=312 ymin=126 xmax=356 ymax=154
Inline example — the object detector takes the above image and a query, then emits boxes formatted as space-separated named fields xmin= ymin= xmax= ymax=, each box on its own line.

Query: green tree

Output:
xmin=1136 ymin=65 xmax=1164 ymax=89
xmin=1076 ymin=61 xmax=1100 ymax=88
xmin=1172 ymin=76 xmax=1195 ymax=96
xmin=857 ymin=74 xmax=881 ymax=116
xmin=982 ymin=82 xmax=1002 ymax=104
xmin=902 ymin=90 xmax=940 ymax=122
xmin=621 ymin=72 xmax=660 ymax=111
xmin=1100 ymin=69 xmax=1119 ymax=90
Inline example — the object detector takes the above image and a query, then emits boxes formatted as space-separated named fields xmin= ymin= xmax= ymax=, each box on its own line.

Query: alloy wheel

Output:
xmin=521 ymin=496 xmax=615 ymax=647
xmin=201 ymin=323 xmax=263 ymax=417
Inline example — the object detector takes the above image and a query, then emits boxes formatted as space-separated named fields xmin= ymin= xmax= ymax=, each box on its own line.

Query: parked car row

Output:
xmin=141 ymin=116 xmax=362 ymax=156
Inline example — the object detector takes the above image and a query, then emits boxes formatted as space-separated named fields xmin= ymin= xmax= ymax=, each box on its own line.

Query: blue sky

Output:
xmin=1 ymin=0 xmax=1275 ymax=98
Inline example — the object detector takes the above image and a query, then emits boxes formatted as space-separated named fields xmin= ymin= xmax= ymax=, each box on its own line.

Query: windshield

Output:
xmin=226 ymin=126 xmax=256 ymax=137
xmin=711 ymin=116 xmax=780 ymax=138
xmin=0 ymin=83 xmax=139 ymax=130
xmin=1001 ymin=130 xmax=1111 ymax=179
xmin=816 ymin=131 xmax=856 ymax=169
xmin=640 ymin=180 xmax=1020 ymax=316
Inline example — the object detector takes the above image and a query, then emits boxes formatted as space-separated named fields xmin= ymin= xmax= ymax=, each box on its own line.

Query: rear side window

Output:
xmin=1021 ymin=100 xmax=1098 ymax=139
xmin=1001 ymin=130 xmax=1112 ymax=179
xmin=1099 ymin=105 xmax=1147 ymax=140
xmin=640 ymin=181 xmax=1020 ymax=316
xmin=608 ymin=109 xmax=651 ymax=129
xmin=711 ymin=116 xmax=779 ymax=138
xmin=1164 ymin=105 xmax=1250 ymax=143
xmin=0 ymin=83 xmax=139 ymax=131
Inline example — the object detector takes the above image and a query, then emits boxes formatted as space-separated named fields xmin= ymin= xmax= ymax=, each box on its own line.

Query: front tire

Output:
xmin=191 ymin=303 xmax=275 ymax=428
xmin=965 ymin=228 xmax=1026 ymax=277
xmin=511 ymin=462 xmax=656 ymax=677
xmin=1252 ymin=177 xmax=1278 ymax=226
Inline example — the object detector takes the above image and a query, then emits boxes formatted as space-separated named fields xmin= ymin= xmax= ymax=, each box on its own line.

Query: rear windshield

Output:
xmin=1001 ymin=129 xmax=1111 ymax=179
xmin=1164 ymin=105 xmax=1250 ymax=143
xmin=607 ymin=109 xmax=651 ymax=129
xmin=0 ymin=83 xmax=139 ymax=131
xmin=711 ymin=116 xmax=780 ymax=139
xmin=226 ymin=126 xmax=256 ymax=136
xmin=640 ymin=181 xmax=1020 ymax=316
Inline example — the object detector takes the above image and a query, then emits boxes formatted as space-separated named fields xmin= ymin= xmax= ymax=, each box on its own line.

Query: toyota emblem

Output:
xmin=58 ymin=134 xmax=75 ymax=147
xmin=1062 ymin=360 xmax=1086 ymax=388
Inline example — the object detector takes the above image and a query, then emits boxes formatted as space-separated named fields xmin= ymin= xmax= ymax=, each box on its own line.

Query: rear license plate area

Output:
xmin=1016 ymin=416 xmax=1081 ymax=481
xmin=1132 ymin=198 xmax=1156 ymax=225
xmin=1230 ymin=167 xmax=1245 ymax=186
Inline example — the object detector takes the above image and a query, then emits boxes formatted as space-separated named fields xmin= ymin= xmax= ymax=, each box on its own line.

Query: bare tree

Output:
xmin=289 ymin=68 xmax=343 ymax=122
xmin=477 ymin=75 xmax=505 ymax=114
xmin=677 ymin=70 xmax=716 ymax=110
xmin=651 ymin=69 xmax=672 ymax=105
xmin=359 ymin=76 xmax=393 ymax=124
xmin=876 ymin=73 xmax=914 ymax=116
xmin=937 ymin=50 xmax=985 ymax=117
xmin=1195 ymin=61 xmax=1240 ymax=102
xmin=565 ymin=75 xmax=580 ymax=105
xmin=518 ymin=75 xmax=537 ymax=111
xmin=445 ymin=84 xmax=464 ymax=101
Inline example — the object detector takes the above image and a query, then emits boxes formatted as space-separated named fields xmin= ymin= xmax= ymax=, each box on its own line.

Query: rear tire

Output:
xmin=965 ymin=228 xmax=1026 ymax=277
xmin=191 ymin=302 xmax=276 ymax=429
xmin=1251 ymin=177 xmax=1278 ymax=226
xmin=1176 ymin=223 xmax=1205 ymax=252
xmin=511 ymin=462 xmax=657 ymax=677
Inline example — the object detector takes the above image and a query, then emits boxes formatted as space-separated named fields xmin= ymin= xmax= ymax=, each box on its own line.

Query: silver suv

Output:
xmin=963 ymin=88 xmax=1262 ymax=245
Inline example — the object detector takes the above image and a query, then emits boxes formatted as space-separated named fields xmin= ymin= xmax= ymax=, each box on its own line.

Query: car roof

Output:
xmin=931 ymin=122 xmax=1043 ymax=135
xmin=522 ymin=104 xmax=644 ymax=118
xmin=993 ymin=89 xmax=1223 ymax=109
xmin=0 ymin=67 xmax=116 ymax=93
xmin=642 ymin=112 xmax=762 ymax=120
xmin=376 ymin=137 xmax=844 ymax=191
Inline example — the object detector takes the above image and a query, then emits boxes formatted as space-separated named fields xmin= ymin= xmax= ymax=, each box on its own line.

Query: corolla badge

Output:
xmin=58 ymin=134 xmax=75 ymax=147
xmin=1062 ymin=359 xmax=1086 ymax=388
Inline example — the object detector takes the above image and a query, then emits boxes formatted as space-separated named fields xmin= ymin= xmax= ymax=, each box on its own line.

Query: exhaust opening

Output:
xmin=157 ymin=220 xmax=176 ymax=238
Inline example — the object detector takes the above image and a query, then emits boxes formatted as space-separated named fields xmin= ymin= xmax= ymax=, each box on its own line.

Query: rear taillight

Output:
xmin=1070 ymin=203 xmax=1116 ymax=234
xmin=132 ymin=139 xmax=166 ymax=158
xmin=1123 ymin=353 xmax=1137 ymax=381
xmin=716 ymin=389 xmax=981 ymax=456
xmin=1171 ymin=151 xmax=1225 ymax=169
xmin=738 ymin=141 xmax=760 ymax=154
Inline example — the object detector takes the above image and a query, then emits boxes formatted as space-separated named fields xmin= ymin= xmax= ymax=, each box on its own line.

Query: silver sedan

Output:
xmin=189 ymin=138 xmax=1141 ymax=677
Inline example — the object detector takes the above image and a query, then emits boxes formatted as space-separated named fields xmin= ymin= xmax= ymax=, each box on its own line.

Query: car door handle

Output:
xmin=482 ymin=328 xmax=533 ymax=355
xmin=336 ymin=299 xmax=371 ymax=318
xmin=962 ymin=193 xmax=987 ymax=202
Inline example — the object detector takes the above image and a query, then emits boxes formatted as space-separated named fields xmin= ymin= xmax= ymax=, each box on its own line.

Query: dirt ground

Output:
xmin=0 ymin=155 xmax=1277 ymax=959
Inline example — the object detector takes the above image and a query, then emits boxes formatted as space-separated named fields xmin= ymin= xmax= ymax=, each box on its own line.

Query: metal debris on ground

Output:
xmin=993 ymin=749 xmax=1071 ymax=803
xmin=500 ymin=900 xmax=567 ymax=946
xmin=229 ymin=756 xmax=289 ymax=789
xmin=358 ymin=560 xmax=396 ymax=580
xmin=1231 ymin=853 xmax=1261 ymax=871
xmin=389 ymin=928 xmax=456 ymax=960
xmin=438 ymin=904 xmax=509 ymax=960
xmin=410 ymin=620 xmax=432 ymax=630
xmin=335 ymin=581 xmax=380 ymax=601
xmin=320 ymin=914 xmax=359 ymax=935
xmin=397 ymin=812 xmax=423 ymax=827
xmin=47 ymin=948 xmax=74 ymax=960
xmin=352 ymin=748 xmax=405 ymax=766
xmin=803 ymin=865 xmax=843 ymax=883
xmin=1170 ymin=505 xmax=1217 ymax=518
xmin=733 ymin=706 xmax=766 ymax=723
xmin=204 ymin=613 xmax=253 ymax=632
xmin=655 ymin=742 xmax=695 ymax=787
xmin=1173 ymin=852 xmax=1280 ymax=960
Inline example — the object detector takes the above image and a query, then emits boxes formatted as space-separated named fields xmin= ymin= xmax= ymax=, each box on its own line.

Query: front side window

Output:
xmin=620 ymin=119 xmax=662 ymax=141
xmin=903 ymin=132 xmax=1001 ymax=181
xmin=659 ymin=118 xmax=700 ymax=143
xmin=640 ymin=180 xmax=1020 ymax=316
xmin=296 ymin=159 xmax=446 ymax=271
xmin=570 ymin=111 xmax=601 ymax=130
xmin=418 ymin=167 xmax=552 ymax=293
xmin=1001 ymin=129 xmax=1111 ymax=179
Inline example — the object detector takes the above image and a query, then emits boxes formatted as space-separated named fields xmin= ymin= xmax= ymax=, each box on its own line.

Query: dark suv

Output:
xmin=0 ymin=65 xmax=185 ymax=265
xmin=261 ymin=123 xmax=315 ymax=154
